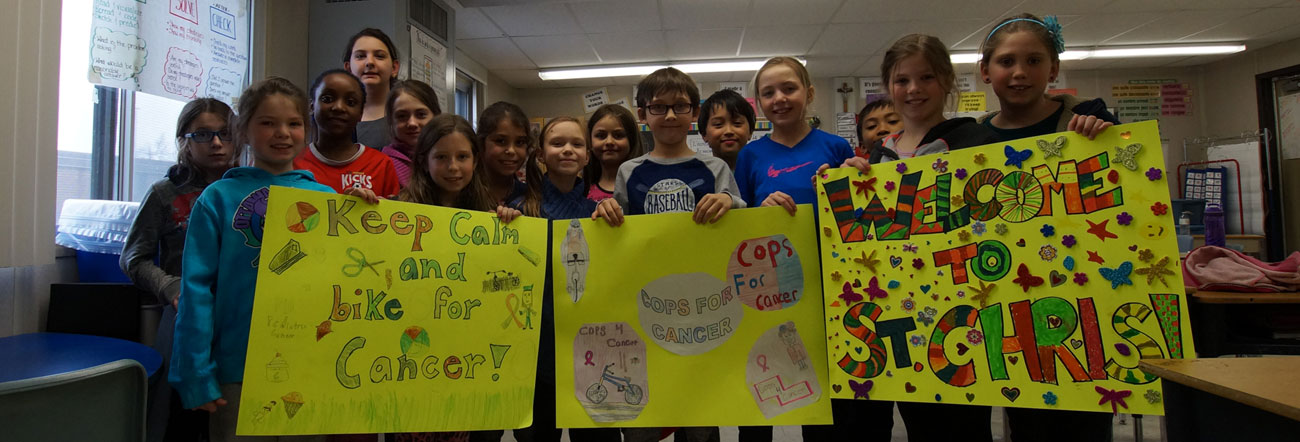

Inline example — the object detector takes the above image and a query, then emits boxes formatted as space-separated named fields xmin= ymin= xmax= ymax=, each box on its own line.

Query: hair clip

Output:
xmin=1044 ymin=16 xmax=1065 ymax=54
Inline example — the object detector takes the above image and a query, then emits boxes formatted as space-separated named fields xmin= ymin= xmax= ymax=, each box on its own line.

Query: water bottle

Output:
xmin=1204 ymin=204 xmax=1226 ymax=247
xmin=1177 ymin=211 xmax=1194 ymax=253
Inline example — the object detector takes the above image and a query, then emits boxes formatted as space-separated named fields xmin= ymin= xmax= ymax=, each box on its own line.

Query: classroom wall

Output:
xmin=252 ymin=0 xmax=312 ymax=87
xmin=1202 ymin=35 xmax=1300 ymax=136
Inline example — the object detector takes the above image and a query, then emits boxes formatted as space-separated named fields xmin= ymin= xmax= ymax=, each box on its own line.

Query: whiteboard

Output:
xmin=1207 ymin=142 xmax=1265 ymax=234
xmin=88 ymin=0 xmax=251 ymax=105
xmin=1279 ymin=91 xmax=1300 ymax=160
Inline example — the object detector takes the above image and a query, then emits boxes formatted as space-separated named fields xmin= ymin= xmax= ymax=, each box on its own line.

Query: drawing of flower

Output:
xmin=974 ymin=153 xmax=987 ymax=164
xmin=958 ymin=230 xmax=971 ymax=241
xmin=910 ymin=334 xmax=926 ymax=347
xmin=1117 ymin=212 xmax=1134 ymax=226
xmin=1144 ymin=389 xmax=1162 ymax=404
xmin=901 ymin=298 xmax=916 ymax=312
xmin=956 ymin=290 xmax=966 ymax=298
xmin=966 ymin=329 xmax=984 ymax=345
xmin=1039 ymin=245 xmax=1058 ymax=262
xmin=1138 ymin=249 xmax=1154 ymax=262
xmin=1062 ymin=235 xmax=1077 ymax=248
xmin=1043 ymin=392 xmax=1058 ymax=406
xmin=912 ymin=258 xmax=925 ymax=270
xmin=1151 ymin=202 xmax=1168 ymax=216
xmin=995 ymin=223 xmax=1009 ymax=235
xmin=972 ymin=221 xmax=987 ymax=236
xmin=1040 ymin=224 xmax=1055 ymax=237
xmin=896 ymin=163 xmax=908 ymax=173
xmin=1146 ymin=168 xmax=1163 ymax=181
xmin=885 ymin=181 xmax=896 ymax=192
xmin=1074 ymin=272 xmax=1089 ymax=285
xmin=932 ymin=158 xmax=949 ymax=173
xmin=955 ymin=168 xmax=968 ymax=179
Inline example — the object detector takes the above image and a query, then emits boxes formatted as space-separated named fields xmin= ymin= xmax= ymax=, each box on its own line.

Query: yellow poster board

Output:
xmin=816 ymin=120 xmax=1193 ymax=415
xmin=553 ymin=207 xmax=832 ymax=427
xmin=238 ymin=187 xmax=547 ymax=434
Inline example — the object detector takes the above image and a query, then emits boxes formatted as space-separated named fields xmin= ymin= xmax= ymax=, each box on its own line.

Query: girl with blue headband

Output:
xmin=978 ymin=13 xmax=1118 ymax=442
xmin=978 ymin=13 xmax=1119 ymax=141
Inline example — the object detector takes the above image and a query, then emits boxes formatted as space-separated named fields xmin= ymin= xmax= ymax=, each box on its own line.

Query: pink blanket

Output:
xmin=1182 ymin=246 xmax=1300 ymax=292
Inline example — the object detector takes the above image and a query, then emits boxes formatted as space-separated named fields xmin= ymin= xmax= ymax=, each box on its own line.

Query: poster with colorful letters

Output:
xmin=816 ymin=120 xmax=1193 ymax=415
xmin=238 ymin=187 xmax=546 ymax=434
xmin=554 ymin=207 xmax=832 ymax=427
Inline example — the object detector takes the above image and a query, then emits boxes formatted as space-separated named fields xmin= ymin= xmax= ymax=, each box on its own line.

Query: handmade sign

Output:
xmin=238 ymin=187 xmax=547 ymax=434
xmin=816 ymin=120 xmax=1193 ymax=415
xmin=554 ymin=208 xmax=831 ymax=428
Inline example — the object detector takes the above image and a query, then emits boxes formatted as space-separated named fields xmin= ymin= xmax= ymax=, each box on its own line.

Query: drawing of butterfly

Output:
xmin=848 ymin=379 xmax=873 ymax=400
xmin=1037 ymin=136 xmax=1067 ymax=159
xmin=1012 ymin=263 xmax=1044 ymax=292
xmin=839 ymin=282 xmax=864 ymax=304
xmin=1114 ymin=143 xmax=1142 ymax=171
xmin=1004 ymin=145 xmax=1033 ymax=169
xmin=902 ymin=243 xmax=918 ymax=253
xmin=852 ymin=177 xmax=878 ymax=196
xmin=1099 ymin=261 xmax=1135 ymax=289
xmin=865 ymin=276 xmax=888 ymax=301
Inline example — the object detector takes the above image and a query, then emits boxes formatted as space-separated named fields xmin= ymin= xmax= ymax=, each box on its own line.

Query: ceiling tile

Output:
xmin=513 ymin=34 xmax=601 ymax=68
xmin=739 ymin=25 xmax=823 ymax=57
xmin=456 ymin=38 xmax=536 ymax=69
xmin=746 ymin=0 xmax=841 ymax=26
xmin=832 ymin=0 xmax=1021 ymax=23
xmin=1102 ymin=9 xmax=1258 ymax=45
xmin=665 ymin=29 xmax=744 ymax=60
xmin=1060 ymin=12 xmax=1163 ymax=46
xmin=659 ymin=0 xmax=753 ymax=31
xmin=493 ymin=69 xmax=545 ymax=89
xmin=589 ymin=30 xmax=669 ymax=64
xmin=807 ymin=22 xmax=912 ymax=57
xmin=481 ymin=4 xmax=582 ymax=36
xmin=852 ymin=55 xmax=885 ymax=77
xmin=455 ymin=8 xmax=504 ymax=40
xmin=690 ymin=72 xmax=734 ymax=83
xmin=568 ymin=0 xmax=662 ymax=33
xmin=1102 ymin=0 xmax=1290 ymax=13
xmin=1177 ymin=6 xmax=1300 ymax=43
xmin=804 ymin=56 xmax=868 ymax=78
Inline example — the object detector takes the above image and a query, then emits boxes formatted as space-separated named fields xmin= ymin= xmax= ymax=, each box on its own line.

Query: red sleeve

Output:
xmin=380 ymin=158 xmax=401 ymax=198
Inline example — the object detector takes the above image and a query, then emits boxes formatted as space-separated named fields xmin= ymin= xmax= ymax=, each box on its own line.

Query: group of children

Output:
xmin=120 ymin=13 xmax=1119 ymax=442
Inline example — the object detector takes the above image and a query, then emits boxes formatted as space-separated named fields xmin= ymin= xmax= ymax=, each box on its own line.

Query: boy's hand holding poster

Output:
xmin=554 ymin=207 xmax=832 ymax=427
xmin=238 ymin=187 xmax=547 ymax=434
xmin=816 ymin=120 xmax=1193 ymax=415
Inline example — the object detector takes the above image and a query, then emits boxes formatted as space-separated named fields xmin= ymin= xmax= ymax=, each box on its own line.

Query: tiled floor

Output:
xmin=527 ymin=408 xmax=1163 ymax=441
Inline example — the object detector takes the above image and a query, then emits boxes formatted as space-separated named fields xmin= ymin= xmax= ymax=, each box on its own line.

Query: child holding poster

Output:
xmin=583 ymin=104 xmax=644 ymax=202
xmin=169 ymin=77 xmax=349 ymax=442
xmin=294 ymin=69 xmax=401 ymax=199
xmin=478 ymin=102 xmax=533 ymax=208
xmin=343 ymin=28 xmax=401 ymax=149
xmin=382 ymin=79 xmax=442 ymax=187
xmin=592 ymin=67 xmax=744 ymax=228
xmin=734 ymin=57 xmax=862 ymax=216
xmin=977 ymin=13 xmax=1120 ymax=441
xmin=392 ymin=114 xmax=520 ymax=442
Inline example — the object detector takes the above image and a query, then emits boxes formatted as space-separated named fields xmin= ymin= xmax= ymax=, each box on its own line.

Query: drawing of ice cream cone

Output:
xmin=281 ymin=392 xmax=304 ymax=419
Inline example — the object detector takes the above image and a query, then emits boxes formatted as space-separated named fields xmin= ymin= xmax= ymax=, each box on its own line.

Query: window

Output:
xmin=454 ymin=70 xmax=481 ymax=126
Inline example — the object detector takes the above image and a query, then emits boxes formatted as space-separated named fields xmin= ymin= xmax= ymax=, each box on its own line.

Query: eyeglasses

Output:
xmin=184 ymin=130 xmax=230 ymax=143
xmin=643 ymin=103 xmax=696 ymax=116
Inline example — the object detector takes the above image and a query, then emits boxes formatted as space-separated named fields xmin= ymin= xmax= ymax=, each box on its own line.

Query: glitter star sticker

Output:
xmin=1135 ymin=256 xmax=1175 ymax=287
xmin=967 ymin=280 xmax=996 ymax=308
xmin=854 ymin=250 xmax=881 ymax=273
xmin=1086 ymin=219 xmax=1119 ymax=241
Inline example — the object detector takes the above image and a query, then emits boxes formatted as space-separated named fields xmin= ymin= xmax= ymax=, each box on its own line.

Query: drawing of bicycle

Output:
xmin=585 ymin=363 xmax=644 ymax=405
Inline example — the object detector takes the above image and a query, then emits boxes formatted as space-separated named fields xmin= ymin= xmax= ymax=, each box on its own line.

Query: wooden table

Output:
xmin=1189 ymin=290 xmax=1300 ymax=357
xmin=1142 ymin=358 xmax=1300 ymax=441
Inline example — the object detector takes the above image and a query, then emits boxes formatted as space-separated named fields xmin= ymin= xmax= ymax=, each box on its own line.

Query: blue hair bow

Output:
xmin=1044 ymin=15 xmax=1065 ymax=54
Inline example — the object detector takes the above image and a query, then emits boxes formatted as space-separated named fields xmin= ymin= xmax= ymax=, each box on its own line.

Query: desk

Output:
xmin=1142 ymin=358 xmax=1300 ymax=441
xmin=0 ymin=332 xmax=161 ymax=382
xmin=1189 ymin=290 xmax=1300 ymax=357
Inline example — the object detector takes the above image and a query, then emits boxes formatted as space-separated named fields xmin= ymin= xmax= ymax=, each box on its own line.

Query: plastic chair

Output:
xmin=0 ymin=359 xmax=147 ymax=441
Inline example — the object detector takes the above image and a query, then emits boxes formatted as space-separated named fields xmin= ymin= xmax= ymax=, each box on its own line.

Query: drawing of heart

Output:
xmin=890 ymin=256 xmax=903 ymax=268
xmin=966 ymin=392 xmax=976 ymax=402
xmin=832 ymin=384 xmax=842 ymax=393
xmin=1071 ymin=339 xmax=1083 ymax=349
xmin=920 ymin=284 xmax=931 ymax=293
xmin=1108 ymin=169 xmax=1119 ymax=184
xmin=1120 ymin=131 xmax=1132 ymax=139
xmin=1001 ymin=387 xmax=1021 ymax=402
xmin=905 ymin=382 xmax=917 ymax=393
xmin=956 ymin=342 xmax=969 ymax=356
xmin=1129 ymin=244 xmax=1139 ymax=251
xmin=1009 ymin=356 xmax=1019 ymax=365
xmin=855 ymin=347 xmax=863 ymax=354
xmin=1047 ymin=316 xmax=1063 ymax=328
xmin=1016 ymin=238 xmax=1027 ymax=247
xmin=1050 ymin=271 xmax=1067 ymax=287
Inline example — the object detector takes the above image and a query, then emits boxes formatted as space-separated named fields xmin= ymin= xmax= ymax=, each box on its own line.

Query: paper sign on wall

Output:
xmin=720 ymin=82 xmax=748 ymax=97
xmin=89 ymin=0 xmax=251 ymax=104
xmin=958 ymin=74 xmax=977 ymax=93
xmin=584 ymin=88 xmax=610 ymax=113
xmin=554 ymin=208 xmax=831 ymax=428
xmin=816 ymin=120 xmax=1194 ymax=416
xmin=410 ymin=26 xmax=450 ymax=114
xmin=238 ymin=187 xmax=547 ymax=434
xmin=958 ymin=92 xmax=987 ymax=112
xmin=860 ymin=77 xmax=884 ymax=99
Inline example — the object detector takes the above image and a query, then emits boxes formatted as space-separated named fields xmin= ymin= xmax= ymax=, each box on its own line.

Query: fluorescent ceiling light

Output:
xmin=539 ymin=58 xmax=804 ymax=81
xmin=950 ymin=43 xmax=1244 ymax=64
